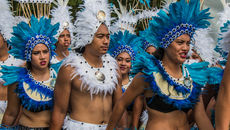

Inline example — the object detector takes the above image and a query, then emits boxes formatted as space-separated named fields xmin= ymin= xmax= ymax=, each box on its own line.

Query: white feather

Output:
xmin=193 ymin=28 xmax=222 ymax=65
xmin=51 ymin=0 xmax=74 ymax=39
xmin=72 ymin=0 xmax=112 ymax=49
xmin=0 ymin=0 xmax=15 ymax=41
xmin=62 ymin=53 xmax=119 ymax=97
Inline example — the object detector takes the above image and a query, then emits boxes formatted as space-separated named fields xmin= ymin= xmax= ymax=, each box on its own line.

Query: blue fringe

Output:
xmin=154 ymin=58 xmax=191 ymax=95
xmin=15 ymin=68 xmax=54 ymax=112
xmin=145 ymin=74 xmax=203 ymax=110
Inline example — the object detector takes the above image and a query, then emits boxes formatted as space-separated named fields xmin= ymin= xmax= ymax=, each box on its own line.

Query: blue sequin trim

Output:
xmin=144 ymin=74 xmax=203 ymax=110
xmin=15 ymin=68 xmax=54 ymax=112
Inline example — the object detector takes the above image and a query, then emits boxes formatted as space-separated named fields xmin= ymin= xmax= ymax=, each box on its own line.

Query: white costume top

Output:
xmin=62 ymin=53 xmax=119 ymax=97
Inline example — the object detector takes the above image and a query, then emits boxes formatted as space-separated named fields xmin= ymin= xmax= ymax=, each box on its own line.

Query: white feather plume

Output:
xmin=216 ymin=5 xmax=230 ymax=57
xmin=51 ymin=0 xmax=74 ymax=39
xmin=217 ymin=5 xmax=230 ymax=29
xmin=72 ymin=0 xmax=112 ymax=49
xmin=110 ymin=0 xmax=139 ymax=34
xmin=0 ymin=0 xmax=15 ymax=41
xmin=193 ymin=28 xmax=222 ymax=65
xmin=140 ymin=110 xmax=148 ymax=125
xmin=136 ymin=9 xmax=159 ymax=21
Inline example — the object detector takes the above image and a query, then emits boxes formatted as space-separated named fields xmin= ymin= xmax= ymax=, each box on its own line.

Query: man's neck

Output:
xmin=83 ymin=48 xmax=103 ymax=68
xmin=162 ymin=56 xmax=182 ymax=78
xmin=0 ymin=46 xmax=9 ymax=61
xmin=55 ymin=49 xmax=69 ymax=61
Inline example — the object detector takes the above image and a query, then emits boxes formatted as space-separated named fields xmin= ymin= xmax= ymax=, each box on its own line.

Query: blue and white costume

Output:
xmin=0 ymin=16 xmax=59 ymax=113
xmin=132 ymin=0 xmax=223 ymax=113
xmin=0 ymin=0 xmax=25 ymax=123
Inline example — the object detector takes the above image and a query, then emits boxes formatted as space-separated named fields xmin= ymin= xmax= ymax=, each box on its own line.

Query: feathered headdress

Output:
xmin=143 ymin=0 xmax=211 ymax=48
xmin=110 ymin=0 xmax=139 ymax=34
xmin=72 ymin=0 xmax=111 ymax=49
xmin=215 ymin=5 xmax=230 ymax=59
xmin=8 ymin=16 xmax=59 ymax=62
xmin=108 ymin=30 xmax=140 ymax=61
xmin=0 ymin=0 xmax=15 ymax=41
xmin=193 ymin=28 xmax=222 ymax=65
xmin=51 ymin=0 xmax=74 ymax=38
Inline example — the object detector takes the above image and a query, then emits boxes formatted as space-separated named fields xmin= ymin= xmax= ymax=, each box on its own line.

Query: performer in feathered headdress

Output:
xmin=0 ymin=15 xmax=59 ymax=129
xmin=50 ymin=0 xmax=74 ymax=65
xmin=0 ymin=0 xmax=25 ymax=123
xmin=108 ymin=2 xmax=144 ymax=128
xmin=107 ymin=0 xmax=223 ymax=129
xmin=50 ymin=0 xmax=125 ymax=130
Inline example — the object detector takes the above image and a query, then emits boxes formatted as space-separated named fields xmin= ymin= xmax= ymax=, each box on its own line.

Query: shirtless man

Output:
xmin=50 ymin=1 xmax=124 ymax=129
xmin=50 ymin=23 xmax=124 ymax=130
xmin=216 ymin=54 xmax=230 ymax=130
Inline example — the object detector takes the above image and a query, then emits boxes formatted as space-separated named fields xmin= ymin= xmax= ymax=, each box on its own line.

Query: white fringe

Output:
xmin=63 ymin=115 xmax=107 ymax=130
xmin=140 ymin=110 xmax=148 ymax=125
xmin=62 ymin=53 xmax=119 ymax=97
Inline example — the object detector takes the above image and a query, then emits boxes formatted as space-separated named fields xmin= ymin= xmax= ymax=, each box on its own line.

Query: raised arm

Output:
xmin=194 ymin=95 xmax=214 ymax=130
xmin=107 ymin=73 xmax=147 ymax=130
xmin=132 ymin=95 xmax=144 ymax=129
xmin=1 ymin=83 xmax=21 ymax=127
xmin=50 ymin=65 xmax=72 ymax=130
xmin=215 ymin=55 xmax=230 ymax=130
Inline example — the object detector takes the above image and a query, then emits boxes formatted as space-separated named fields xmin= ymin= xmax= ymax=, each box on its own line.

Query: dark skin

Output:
xmin=2 ymin=44 xmax=52 ymax=127
xmin=107 ymin=34 xmax=197 ymax=130
xmin=1 ymin=83 xmax=20 ymax=126
xmin=55 ymin=29 xmax=71 ymax=61
xmin=215 ymin=54 xmax=230 ymax=130
xmin=50 ymin=24 xmax=125 ymax=130
xmin=0 ymin=34 xmax=9 ymax=101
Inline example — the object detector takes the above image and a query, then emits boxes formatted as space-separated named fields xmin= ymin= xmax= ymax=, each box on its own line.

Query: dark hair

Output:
xmin=153 ymin=48 xmax=164 ymax=60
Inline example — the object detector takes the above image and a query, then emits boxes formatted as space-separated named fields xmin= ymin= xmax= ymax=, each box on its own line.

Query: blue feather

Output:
xmin=141 ymin=0 xmax=211 ymax=48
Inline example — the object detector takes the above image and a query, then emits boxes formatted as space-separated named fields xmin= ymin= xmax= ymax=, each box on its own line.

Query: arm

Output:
xmin=215 ymin=54 xmax=230 ymax=130
xmin=107 ymin=73 xmax=147 ymax=130
xmin=113 ymin=70 xmax=128 ymax=128
xmin=194 ymin=95 xmax=214 ymax=130
xmin=132 ymin=95 xmax=144 ymax=129
xmin=50 ymin=65 xmax=72 ymax=130
xmin=1 ymin=83 xmax=21 ymax=126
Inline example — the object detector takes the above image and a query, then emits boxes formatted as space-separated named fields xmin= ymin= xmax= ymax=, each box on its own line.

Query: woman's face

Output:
xmin=31 ymin=43 xmax=50 ymax=70
xmin=164 ymin=34 xmax=190 ymax=64
xmin=116 ymin=52 xmax=132 ymax=75
xmin=146 ymin=46 xmax=157 ymax=55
